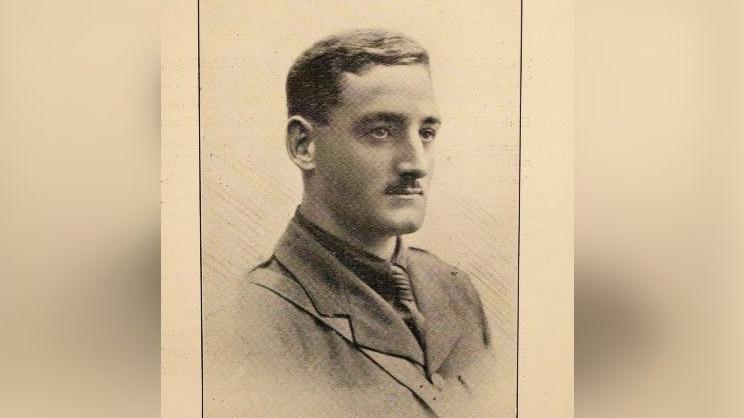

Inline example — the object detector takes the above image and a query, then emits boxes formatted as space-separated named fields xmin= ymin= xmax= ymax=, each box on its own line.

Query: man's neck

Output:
xmin=297 ymin=202 xmax=396 ymax=260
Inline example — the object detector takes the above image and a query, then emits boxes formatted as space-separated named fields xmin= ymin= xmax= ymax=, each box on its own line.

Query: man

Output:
xmin=207 ymin=29 xmax=504 ymax=417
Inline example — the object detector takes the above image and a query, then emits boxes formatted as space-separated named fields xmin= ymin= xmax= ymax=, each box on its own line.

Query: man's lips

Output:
xmin=385 ymin=185 xmax=424 ymax=195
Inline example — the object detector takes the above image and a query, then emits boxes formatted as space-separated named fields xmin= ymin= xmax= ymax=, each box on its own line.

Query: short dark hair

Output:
xmin=286 ymin=29 xmax=429 ymax=124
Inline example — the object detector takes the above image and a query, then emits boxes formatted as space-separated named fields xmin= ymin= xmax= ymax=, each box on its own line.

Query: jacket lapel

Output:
xmin=406 ymin=249 xmax=464 ymax=375
xmin=249 ymin=268 xmax=355 ymax=342
xmin=248 ymin=262 xmax=447 ymax=417
xmin=271 ymin=220 xmax=425 ymax=366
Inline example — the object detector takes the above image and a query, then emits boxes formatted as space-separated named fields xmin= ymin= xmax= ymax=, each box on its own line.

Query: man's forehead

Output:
xmin=334 ymin=64 xmax=439 ymax=120
xmin=341 ymin=64 xmax=434 ymax=97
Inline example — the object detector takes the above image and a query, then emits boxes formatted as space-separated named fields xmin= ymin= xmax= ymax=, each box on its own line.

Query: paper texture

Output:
xmin=162 ymin=1 xmax=572 ymax=416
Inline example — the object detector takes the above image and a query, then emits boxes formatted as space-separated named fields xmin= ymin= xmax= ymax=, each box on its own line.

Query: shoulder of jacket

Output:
xmin=242 ymin=260 xmax=291 ymax=295
xmin=408 ymin=246 xmax=485 ymax=303
xmin=408 ymin=247 xmax=476 ymax=291
xmin=408 ymin=246 xmax=467 ymax=275
xmin=409 ymin=248 xmax=494 ymax=341
xmin=225 ymin=262 xmax=312 ymax=329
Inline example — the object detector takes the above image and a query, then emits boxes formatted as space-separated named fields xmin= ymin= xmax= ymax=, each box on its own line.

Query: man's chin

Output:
xmin=377 ymin=212 xmax=426 ymax=236
xmin=394 ymin=222 xmax=422 ymax=236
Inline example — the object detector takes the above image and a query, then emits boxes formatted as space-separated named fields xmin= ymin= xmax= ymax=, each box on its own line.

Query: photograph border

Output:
xmin=196 ymin=1 xmax=524 ymax=416
xmin=161 ymin=0 xmax=573 ymax=416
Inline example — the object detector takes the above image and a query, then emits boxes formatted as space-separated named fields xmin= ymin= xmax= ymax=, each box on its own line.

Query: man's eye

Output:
xmin=369 ymin=127 xmax=391 ymax=139
xmin=420 ymin=128 xmax=437 ymax=141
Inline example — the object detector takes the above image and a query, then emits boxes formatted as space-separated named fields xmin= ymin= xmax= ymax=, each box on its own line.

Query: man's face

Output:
xmin=311 ymin=64 xmax=440 ymax=238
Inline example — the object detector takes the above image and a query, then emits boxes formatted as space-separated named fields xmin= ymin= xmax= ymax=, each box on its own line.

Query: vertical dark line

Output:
xmin=516 ymin=0 xmax=523 ymax=416
xmin=197 ymin=0 xmax=204 ymax=416
xmin=193 ymin=4 xmax=523 ymax=417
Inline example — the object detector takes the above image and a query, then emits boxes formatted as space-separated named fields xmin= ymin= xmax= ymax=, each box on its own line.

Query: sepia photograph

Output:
xmin=198 ymin=1 xmax=521 ymax=416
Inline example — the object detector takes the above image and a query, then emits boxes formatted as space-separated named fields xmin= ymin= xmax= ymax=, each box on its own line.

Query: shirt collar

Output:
xmin=293 ymin=209 xmax=410 ymax=303
xmin=293 ymin=209 xmax=408 ymax=267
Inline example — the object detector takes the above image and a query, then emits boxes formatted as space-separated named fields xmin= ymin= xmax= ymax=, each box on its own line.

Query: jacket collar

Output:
xmin=272 ymin=218 xmax=463 ymax=373
xmin=273 ymin=220 xmax=425 ymax=366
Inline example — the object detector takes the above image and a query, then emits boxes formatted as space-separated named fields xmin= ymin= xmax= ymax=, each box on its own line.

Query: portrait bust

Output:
xmin=204 ymin=29 xmax=510 ymax=417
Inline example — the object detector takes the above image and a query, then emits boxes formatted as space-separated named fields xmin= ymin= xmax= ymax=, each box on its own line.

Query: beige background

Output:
xmin=162 ymin=0 xmax=573 ymax=416
xmin=199 ymin=0 xmax=521 ymax=410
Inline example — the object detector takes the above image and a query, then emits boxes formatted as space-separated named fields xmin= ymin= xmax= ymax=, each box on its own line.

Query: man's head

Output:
xmin=286 ymin=29 xmax=440 ymax=241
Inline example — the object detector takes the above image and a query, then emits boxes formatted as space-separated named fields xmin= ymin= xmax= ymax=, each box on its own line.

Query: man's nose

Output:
xmin=395 ymin=129 xmax=429 ymax=178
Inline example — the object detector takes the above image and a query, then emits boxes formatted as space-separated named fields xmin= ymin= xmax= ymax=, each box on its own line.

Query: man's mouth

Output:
xmin=385 ymin=183 xmax=424 ymax=195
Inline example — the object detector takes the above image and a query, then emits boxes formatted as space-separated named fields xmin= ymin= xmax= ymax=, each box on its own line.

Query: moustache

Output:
xmin=384 ymin=177 xmax=424 ymax=195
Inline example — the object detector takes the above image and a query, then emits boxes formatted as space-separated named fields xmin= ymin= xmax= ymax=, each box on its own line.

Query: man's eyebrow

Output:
xmin=355 ymin=112 xmax=408 ymax=126
xmin=354 ymin=112 xmax=442 ymax=126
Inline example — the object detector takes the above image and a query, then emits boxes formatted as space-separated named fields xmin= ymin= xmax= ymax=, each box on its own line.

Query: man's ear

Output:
xmin=286 ymin=115 xmax=316 ymax=171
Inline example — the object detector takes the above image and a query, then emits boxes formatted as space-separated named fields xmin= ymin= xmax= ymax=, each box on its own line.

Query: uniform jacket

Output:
xmin=205 ymin=219 xmax=506 ymax=417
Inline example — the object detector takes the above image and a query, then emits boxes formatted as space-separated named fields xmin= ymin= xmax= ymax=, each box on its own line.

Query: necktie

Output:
xmin=389 ymin=264 xmax=428 ymax=352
